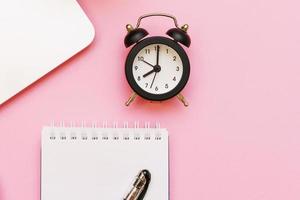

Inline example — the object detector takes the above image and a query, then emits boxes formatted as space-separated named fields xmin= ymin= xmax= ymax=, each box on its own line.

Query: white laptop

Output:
xmin=0 ymin=0 xmax=95 ymax=105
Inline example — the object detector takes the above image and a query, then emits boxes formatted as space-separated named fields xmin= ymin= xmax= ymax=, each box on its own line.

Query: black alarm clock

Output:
xmin=124 ymin=13 xmax=191 ymax=106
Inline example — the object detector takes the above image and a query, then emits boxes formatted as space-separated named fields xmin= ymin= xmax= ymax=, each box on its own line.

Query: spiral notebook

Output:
xmin=41 ymin=123 xmax=169 ymax=200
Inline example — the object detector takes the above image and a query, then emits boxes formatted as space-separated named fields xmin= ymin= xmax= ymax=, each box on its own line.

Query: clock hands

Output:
xmin=141 ymin=60 xmax=155 ymax=68
xmin=142 ymin=45 xmax=161 ymax=79
xmin=149 ymin=45 xmax=160 ymax=88
xmin=141 ymin=45 xmax=160 ymax=68
xmin=143 ymin=65 xmax=161 ymax=78
xmin=140 ymin=45 xmax=161 ymax=88
xmin=141 ymin=59 xmax=155 ymax=78
xmin=150 ymin=72 xmax=157 ymax=89
xmin=156 ymin=45 xmax=160 ymax=65
xmin=143 ymin=69 xmax=155 ymax=78
xmin=141 ymin=59 xmax=159 ymax=78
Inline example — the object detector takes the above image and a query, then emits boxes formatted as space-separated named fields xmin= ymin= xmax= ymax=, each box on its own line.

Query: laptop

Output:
xmin=0 ymin=0 xmax=95 ymax=105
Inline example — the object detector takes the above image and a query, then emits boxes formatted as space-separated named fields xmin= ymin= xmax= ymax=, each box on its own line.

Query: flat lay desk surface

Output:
xmin=1 ymin=0 xmax=300 ymax=199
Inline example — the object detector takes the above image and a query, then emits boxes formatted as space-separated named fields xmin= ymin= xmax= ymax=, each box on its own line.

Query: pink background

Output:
xmin=1 ymin=0 xmax=300 ymax=199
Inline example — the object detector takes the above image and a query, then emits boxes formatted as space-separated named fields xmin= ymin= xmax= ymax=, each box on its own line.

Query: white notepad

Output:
xmin=41 ymin=124 xmax=169 ymax=200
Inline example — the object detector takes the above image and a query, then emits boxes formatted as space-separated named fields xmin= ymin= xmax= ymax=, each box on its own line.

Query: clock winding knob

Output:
xmin=181 ymin=24 xmax=189 ymax=32
xmin=126 ymin=24 xmax=134 ymax=32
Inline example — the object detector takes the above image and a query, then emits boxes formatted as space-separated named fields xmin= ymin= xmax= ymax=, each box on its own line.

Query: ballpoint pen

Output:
xmin=123 ymin=169 xmax=151 ymax=200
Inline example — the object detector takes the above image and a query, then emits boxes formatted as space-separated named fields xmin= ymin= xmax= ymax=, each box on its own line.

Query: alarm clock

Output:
xmin=124 ymin=13 xmax=191 ymax=106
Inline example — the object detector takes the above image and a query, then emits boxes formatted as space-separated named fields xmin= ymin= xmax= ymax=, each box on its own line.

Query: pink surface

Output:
xmin=1 ymin=0 xmax=300 ymax=199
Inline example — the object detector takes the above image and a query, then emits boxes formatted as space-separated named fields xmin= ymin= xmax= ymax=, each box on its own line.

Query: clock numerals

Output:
xmin=130 ymin=43 xmax=185 ymax=97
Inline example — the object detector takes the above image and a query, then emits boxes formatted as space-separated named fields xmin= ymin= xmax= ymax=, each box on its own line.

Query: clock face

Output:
xmin=132 ymin=43 xmax=183 ymax=95
xmin=125 ymin=37 xmax=190 ymax=101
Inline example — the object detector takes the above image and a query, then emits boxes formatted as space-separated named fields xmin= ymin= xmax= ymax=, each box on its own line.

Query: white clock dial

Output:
xmin=132 ymin=44 xmax=183 ymax=95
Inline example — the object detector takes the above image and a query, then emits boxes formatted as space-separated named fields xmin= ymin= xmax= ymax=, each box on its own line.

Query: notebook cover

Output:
xmin=41 ymin=125 xmax=169 ymax=200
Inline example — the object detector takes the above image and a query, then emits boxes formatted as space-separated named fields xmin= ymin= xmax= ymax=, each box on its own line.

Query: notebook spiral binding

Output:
xmin=46 ymin=121 xmax=163 ymax=141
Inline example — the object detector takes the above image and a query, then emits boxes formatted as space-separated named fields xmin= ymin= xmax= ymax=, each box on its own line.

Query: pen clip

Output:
xmin=124 ymin=169 xmax=151 ymax=200
xmin=137 ymin=176 xmax=150 ymax=200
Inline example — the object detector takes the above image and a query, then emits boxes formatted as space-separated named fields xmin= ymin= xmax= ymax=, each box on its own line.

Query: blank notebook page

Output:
xmin=41 ymin=125 xmax=169 ymax=200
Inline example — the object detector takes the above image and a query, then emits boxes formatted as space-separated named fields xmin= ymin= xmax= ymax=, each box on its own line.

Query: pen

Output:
xmin=123 ymin=169 xmax=151 ymax=200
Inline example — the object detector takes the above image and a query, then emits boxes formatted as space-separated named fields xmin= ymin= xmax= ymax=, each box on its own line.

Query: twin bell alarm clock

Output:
xmin=124 ymin=13 xmax=191 ymax=107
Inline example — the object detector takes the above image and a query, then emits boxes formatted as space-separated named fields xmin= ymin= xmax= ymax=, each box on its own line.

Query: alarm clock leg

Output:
xmin=177 ymin=93 xmax=189 ymax=107
xmin=125 ymin=92 xmax=137 ymax=106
